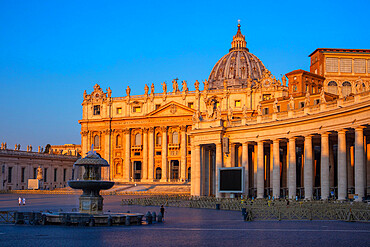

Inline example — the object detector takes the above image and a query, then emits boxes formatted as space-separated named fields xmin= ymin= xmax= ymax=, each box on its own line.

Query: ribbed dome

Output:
xmin=208 ymin=23 xmax=266 ymax=90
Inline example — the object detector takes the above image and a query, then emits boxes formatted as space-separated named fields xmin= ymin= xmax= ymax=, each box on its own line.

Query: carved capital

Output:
xmin=142 ymin=128 xmax=149 ymax=134
xmin=123 ymin=128 xmax=130 ymax=135
xmin=180 ymin=125 xmax=187 ymax=132
xmin=149 ymin=127 xmax=155 ymax=132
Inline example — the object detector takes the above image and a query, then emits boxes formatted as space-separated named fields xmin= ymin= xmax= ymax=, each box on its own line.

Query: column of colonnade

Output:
xmin=231 ymin=126 xmax=368 ymax=201
xmin=121 ymin=126 xmax=189 ymax=183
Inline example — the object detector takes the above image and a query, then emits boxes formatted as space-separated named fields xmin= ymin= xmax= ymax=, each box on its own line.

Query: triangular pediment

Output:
xmin=148 ymin=101 xmax=195 ymax=117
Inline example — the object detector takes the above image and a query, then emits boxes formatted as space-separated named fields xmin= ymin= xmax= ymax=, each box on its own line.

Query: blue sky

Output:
xmin=0 ymin=0 xmax=369 ymax=149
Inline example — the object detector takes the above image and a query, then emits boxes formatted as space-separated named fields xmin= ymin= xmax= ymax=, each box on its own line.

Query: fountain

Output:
xmin=68 ymin=148 xmax=114 ymax=214
xmin=14 ymin=147 xmax=144 ymax=226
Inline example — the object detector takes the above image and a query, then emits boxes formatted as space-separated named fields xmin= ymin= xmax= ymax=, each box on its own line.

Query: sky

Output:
xmin=0 ymin=0 xmax=369 ymax=150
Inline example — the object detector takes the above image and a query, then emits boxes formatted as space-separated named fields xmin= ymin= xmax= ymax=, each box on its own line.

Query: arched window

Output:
xmin=342 ymin=81 xmax=352 ymax=96
xmin=327 ymin=81 xmax=338 ymax=95
xmin=94 ymin=135 xmax=100 ymax=149
xmin=115 ymin=162 xmax=122 ymax=175
xmin=156 ymin=167 xmax=162 ymax=180
xmin=172 ymin=131 xmax=179 ymax=144
xmin=187 ymin=167 xmax=191 ymax=182
xmin=135 ymin=133 xmax=142 ymax=146
xmin=156 ymin=133 xmax=162 ymax=145
xmin=116 ymin=135 xmax=121 ymax=148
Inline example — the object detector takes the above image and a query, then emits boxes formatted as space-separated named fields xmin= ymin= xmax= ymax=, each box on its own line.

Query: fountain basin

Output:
xmin=68 ymin=180 xmax=114 ymax=190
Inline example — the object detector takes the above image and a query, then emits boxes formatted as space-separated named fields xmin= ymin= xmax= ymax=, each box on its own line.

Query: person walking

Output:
xmin=160 ymin=205 xmax=165 ymax=221
xmin=18 ymin=197 xmax=21 ymax=206
xmin=22 ymin=197 xmax=26 ymax=206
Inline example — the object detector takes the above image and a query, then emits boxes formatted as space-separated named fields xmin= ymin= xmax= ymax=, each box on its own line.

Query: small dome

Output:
xmin=74 ymin=151 xmax=109 ymax=167
xmin=208 ymin=23 xmax=266 ymax=90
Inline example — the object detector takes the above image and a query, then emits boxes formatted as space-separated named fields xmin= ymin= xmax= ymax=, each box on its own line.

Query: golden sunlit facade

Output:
xmin=80 ymin=24 xmax=370 ymax=200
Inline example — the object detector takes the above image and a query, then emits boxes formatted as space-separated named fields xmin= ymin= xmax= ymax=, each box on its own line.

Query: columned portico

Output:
xmin=272 ymin=139 xmax=280 ymax=198
xmin=288 ymin=137 xmax=296 ymax=199
xmin=161 ymin=127 xmax=168 ymax=182
xmin=320 ymin=132 xmax=330 ymax=199
xmin=142 ymin=128 xmax=148 ymax=181
xmin=304 ymin=135 xmax=313 ymax=200
xmin=215 ymin=142 xmax=222 ymax=198
xmin=257 ymin=140 xmax=264 ymax=199
xmin=180 ymin=126 xmax=187 ymax=181
xmin=355 ymin=126 xmax=365 ymax=200
xmin=124 ymin=129 xmax=131 ymax=182
xmin=338 ymin=130 xmax=347 ymax=200
xmin=242 ymin=142 xmax=249 ymax=197
xmin=148 ymin=127 xmax=154 ymax=181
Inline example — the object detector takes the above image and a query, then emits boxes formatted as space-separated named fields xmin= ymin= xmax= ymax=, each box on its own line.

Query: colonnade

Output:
xmin=192 ymin=126 xmax=369 ymax=201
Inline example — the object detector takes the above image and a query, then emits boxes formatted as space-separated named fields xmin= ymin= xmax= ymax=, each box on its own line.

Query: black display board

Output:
xmin=219 ymin=167 xmax=244 ymax=193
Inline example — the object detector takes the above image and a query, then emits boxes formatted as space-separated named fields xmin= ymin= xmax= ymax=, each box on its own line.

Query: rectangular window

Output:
xmin=368 ymin=59 xmax=370 ymax=73
xmin=93 ymin=105 xmax=101 ymax=115
xmin=187 ymin=102 xmax=194 ymax=109
xmin=340 ymin=58 xmax=352 ymax=73
xmin=133 ymin=106 xmax=141 ymax=113
xmin=63 ymin=168 xmax=67 ymax=182
xmin=277 ymin=106 xmax=281 ymax=112
xmin=156 ymin=151 xmax=161 ymax=156
xmin=234 ymin=100 xmax=241 ymax=107
xmin=116 ymin=108 xmax=122 ymax=114
xmin=300 ymin=102 xmax=305 ymax=108
xmin=354 ymin=59 xmax=366 ymax=73
xmin=44 ymin=168 xmax=48 ymax=183
xmin=314 ymin=99 xmax=320 ymax=105
xmin=21 ymin=167 xmax=25 ymax=183
xmin=33 ymin=167 xmax=37 ymax=179
xmin=8 ymin=167 xmax=12 ymax=183
xmin=263 ymin=108 xmax=269 ymax=115
xmin=263 ymin=94 xmax=271 ymax=101
xmin=326 ymin=57 xmax=338 ymax=72
xmin=155 ymin=104 xmax=161 ymax=110
xmin=54 ymin=168 xmax=57 ymax=182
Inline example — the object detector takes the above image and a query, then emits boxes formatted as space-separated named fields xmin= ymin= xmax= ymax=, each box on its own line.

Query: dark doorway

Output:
xmin=156 ymin=167 xmax=162 ymax=180
xmin=170 ymin=160 xmax=179 ymax=180
xmin=133 ymin=161 xmax=142 ymax=180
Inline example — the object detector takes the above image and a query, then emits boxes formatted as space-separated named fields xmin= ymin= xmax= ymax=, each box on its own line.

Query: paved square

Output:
xmin=0 ymin=194 xmax=369 ymax=247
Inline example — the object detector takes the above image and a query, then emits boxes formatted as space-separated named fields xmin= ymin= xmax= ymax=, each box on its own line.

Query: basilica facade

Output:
xmin=80 ymin=24 xmax=370 ymax=200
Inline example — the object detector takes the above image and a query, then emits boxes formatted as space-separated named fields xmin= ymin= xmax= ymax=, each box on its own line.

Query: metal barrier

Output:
xmin=0 ymin=211 xmax=16 ymax=224
xmin=121 ymin=196 xmax=370 ymax=222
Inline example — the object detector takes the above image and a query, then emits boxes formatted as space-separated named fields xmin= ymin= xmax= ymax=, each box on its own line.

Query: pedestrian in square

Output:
xmin=22 ymin=197 xmax=26 ymax=206
xmin=160 ymin=205 xmax=165 ymax=221
xmin=18 ymin=197 xmax=21 ymax=206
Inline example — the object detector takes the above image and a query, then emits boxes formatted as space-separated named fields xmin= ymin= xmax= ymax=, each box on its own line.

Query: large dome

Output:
xmin=208 ymin=23 xmax=266 ymax=90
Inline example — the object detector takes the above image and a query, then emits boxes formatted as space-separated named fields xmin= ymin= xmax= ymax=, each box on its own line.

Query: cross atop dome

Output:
xmin=230 ymin=21 xmax=248 ymax=52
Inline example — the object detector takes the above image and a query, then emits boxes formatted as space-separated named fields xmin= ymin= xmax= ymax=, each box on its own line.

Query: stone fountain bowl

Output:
xmin=68 ymin=180 xmax=115 ymax=190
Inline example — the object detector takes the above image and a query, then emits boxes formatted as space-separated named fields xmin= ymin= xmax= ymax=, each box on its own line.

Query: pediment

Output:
xmin=147 ymin=101 xmax=195 ymax=117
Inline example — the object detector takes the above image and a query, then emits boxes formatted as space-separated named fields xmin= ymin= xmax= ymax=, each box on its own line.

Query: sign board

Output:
xmin=218 ymin=167 xmax=244 ymax=193
xmin=28 ymin=179 xmax=39 ymax=190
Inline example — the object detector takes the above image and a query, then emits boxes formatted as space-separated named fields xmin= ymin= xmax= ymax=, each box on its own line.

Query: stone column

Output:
xmin=337 ymin=129 xmax=347 ymax=200
xmin=161 ymin=127 xmax=168 ymax=182
xmin=257 ymin=140 xmax=264 ymax=199
xmin=242 ymin=142 xmax=249 ymax=197
xmin=355 ymin=126 xmax=365 ymax=201
xmin=288 ymin=137 xmax=296 ymax=199
xmin=191 ymin=144 xmax=195 ymax=195
xmin=215 ymin=142 xmax=223 ymax=198
xmin=180 ymin=126 xmax=187 ymax=181
xmin=142 ymin=128 xmax=148 ymax=181
xmin=304 ymin=135 xmax=313 ymax=200
xmin=194 ymin=145 xmax=201 ymax=196
xmin=124 ymin=129 xmax=131 ymax=182
xmin=320 ymin=132 xmax=330 ymax=200
xmin=273 ymin=139 xmax=280 ymax=199
xmin=148 ymin=127 xmax=154 ymax=181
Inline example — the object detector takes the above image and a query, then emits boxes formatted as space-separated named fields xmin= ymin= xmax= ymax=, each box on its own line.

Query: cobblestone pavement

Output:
xmin=0 ymin=194 xmax=369 ymax=247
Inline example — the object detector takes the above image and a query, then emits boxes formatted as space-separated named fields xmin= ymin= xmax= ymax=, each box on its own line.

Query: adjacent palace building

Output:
xmin=80 ymin=24 xmax=370 ymax=200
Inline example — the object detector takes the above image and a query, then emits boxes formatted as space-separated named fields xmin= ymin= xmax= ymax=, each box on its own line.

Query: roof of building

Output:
xmin=208 ymin=23 xmax=266 ymax=90
xmin=285 ymin=69 xmax=325 ymax=79
xmin=309 ymin=48 xmax=370 ymax=57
